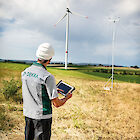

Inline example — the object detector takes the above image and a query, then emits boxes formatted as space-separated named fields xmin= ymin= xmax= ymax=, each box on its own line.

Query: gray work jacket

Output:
xmin=21 ymin=62 xmax=58 ymax=119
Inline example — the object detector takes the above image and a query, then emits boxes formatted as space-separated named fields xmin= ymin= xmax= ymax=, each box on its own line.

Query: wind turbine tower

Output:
xmin=54 ymin=3 xmax=88 ymax=69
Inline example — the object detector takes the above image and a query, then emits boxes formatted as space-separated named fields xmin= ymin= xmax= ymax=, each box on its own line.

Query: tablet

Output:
xmin=56 ymin=80 xmax=75 ymax=96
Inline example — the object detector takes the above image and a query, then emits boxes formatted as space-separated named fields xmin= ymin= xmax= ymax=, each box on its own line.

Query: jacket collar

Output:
xmin=33 ymin=62 xmax=47 ymax=70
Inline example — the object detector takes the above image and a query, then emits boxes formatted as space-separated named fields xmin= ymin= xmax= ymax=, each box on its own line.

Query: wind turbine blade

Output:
xmin=54 ymin=13 xmax=67 ymax=26
xmin=71 ymin=11 xmax=88 ymax=19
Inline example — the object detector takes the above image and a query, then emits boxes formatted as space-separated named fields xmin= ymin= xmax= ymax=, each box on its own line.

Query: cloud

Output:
xmin=0 ymin=0 xmax=140 ymax=66
xmin=115 ymin=0 xmax=140 ymax=16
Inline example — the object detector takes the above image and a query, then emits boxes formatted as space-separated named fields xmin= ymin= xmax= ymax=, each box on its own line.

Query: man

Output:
xmin=21 ymin=43 xmax=72 ymax=140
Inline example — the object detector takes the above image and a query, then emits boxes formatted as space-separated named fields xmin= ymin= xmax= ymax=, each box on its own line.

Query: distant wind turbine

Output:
xmin=104 ymin=17 xmax=120 ymax=90
xmin=54 ymin=1 xmax=88 ymax=69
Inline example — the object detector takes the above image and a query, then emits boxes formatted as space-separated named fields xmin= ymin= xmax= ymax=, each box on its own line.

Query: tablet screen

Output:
xmin=56 ymin=81 xmax=75 ymax=96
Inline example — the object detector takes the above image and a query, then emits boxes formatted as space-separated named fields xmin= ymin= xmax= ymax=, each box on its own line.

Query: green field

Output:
xmin=1 ymin=62 xmax=139 ymax=83
xmin=49 ymin=65 xmax=140 ymax=84
xmin=0 ymin=62 xmax=140 ymax=139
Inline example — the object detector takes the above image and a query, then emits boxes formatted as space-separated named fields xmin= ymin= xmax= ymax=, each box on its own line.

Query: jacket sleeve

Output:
xmin=45 ymin=75 xmax=58 ymax=100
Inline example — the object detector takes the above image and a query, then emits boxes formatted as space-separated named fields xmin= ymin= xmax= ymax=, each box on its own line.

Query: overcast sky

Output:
xmin=0 ymin=0 xmax=140 ymax=66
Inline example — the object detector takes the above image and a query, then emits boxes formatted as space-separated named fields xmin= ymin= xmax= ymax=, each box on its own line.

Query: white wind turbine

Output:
xmin=104 ymin=17 xmax=120 ymax=90
xmin=54 ymin=1 xmax=88 ymax=69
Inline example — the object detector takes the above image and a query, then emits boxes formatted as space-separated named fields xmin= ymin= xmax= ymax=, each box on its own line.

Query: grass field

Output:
xmin=0 ymin=62 xmax=140 ymax=140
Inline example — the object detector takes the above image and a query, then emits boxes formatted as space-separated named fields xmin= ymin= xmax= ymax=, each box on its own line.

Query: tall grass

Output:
xmin=51 ymin=78 xmax=140 ymax=140
xmin=0 ymin=105 xmax=14 ymax=131
xmin=1 ymin=78 xmax=22 ymax=100
xmin=0 ymin=62 xmax=139 ymax=139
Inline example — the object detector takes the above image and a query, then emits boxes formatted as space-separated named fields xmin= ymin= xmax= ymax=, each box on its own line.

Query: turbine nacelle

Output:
xmin=66 ymin=8 xmax=71 ymax=13
xmin=108 ymin=17 xmax=120 ymax=23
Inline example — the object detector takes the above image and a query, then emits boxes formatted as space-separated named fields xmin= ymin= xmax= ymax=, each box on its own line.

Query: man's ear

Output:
xmin=46 ymin=60 xmax=50 ymax=65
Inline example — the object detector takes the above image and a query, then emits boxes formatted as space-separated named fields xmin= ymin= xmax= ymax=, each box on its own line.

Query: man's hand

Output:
xmin=52 ymin=92 xmax=72 ymax=108
xmin=65 ymin=92 xmax=72 ymax=100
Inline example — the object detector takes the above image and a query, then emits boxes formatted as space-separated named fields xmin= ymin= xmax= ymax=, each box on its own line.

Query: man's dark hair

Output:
xmin=38 ymin=59 xmax=48 ymax=64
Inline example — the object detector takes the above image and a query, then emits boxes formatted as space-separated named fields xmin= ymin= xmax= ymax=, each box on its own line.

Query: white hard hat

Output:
xmin=36 ymin=43 xmax=55 ymax=60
